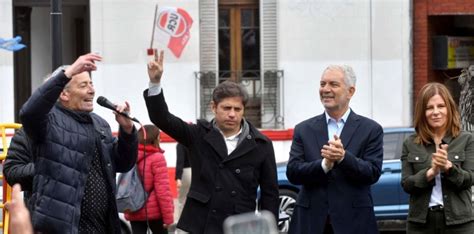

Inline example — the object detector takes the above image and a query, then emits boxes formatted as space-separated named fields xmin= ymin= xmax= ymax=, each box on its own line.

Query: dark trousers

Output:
xmin=130 ymin=219 xmax=168 ymax=234
xmin=324 ymin=216 xmax=334 ymax=234
xmin=407 ymin=209 xmax=474 ymax=234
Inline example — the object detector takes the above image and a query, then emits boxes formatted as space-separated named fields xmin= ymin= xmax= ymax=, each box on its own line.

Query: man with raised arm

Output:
xmin=20 ymin=53 xmax=138 ymax=234
xmin=143 ymin=50 xmax=279 ymax=233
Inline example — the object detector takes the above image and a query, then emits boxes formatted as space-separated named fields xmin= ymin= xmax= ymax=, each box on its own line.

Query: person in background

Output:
xmin=143 ymin=50 xmax=279 ymax=233
xmin=401 ymin=82 xmax=474 ymax=233
xmin=20 ymin=53 xmax=138 ymax=234
xmin=4 ymin=74 xmax=56 ymax=197
xmin=175 ymin=142 xmax=191 ymax=220
xmin=125 ymin=124 xmax=174 ymax=234
xmin=3 ymin=127 xmax=34 ymax=199
xmin=286 ymin=64 xmax=383 ymax=234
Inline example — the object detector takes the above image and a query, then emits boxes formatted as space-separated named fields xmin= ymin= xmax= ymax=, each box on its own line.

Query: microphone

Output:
xmin=96 ymin=96 xmax=140 ymax=123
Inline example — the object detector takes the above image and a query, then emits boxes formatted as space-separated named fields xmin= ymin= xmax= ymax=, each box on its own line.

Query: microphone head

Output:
xmin=96 ymin=96 xmax=108 ymax=106
xmin=96 ymin=96 xmax=116 ymax=110
xmin=95 ymin=96 xmax=140 ymax=123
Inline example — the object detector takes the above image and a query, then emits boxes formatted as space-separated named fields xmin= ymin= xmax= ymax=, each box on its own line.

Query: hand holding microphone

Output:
xmin=97 ymin=96 xmax=139 ymax=134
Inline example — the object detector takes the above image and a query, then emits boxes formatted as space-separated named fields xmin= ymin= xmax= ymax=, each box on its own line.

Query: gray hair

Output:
xmin=44 ymin=65 xmax=70 ymax=83
xmin=323 ymin=65 xmax=356 ymax=88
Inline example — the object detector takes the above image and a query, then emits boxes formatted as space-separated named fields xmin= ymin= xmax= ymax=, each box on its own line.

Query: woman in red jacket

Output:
xmin=125 ymin=125 xmax=174 ymax=234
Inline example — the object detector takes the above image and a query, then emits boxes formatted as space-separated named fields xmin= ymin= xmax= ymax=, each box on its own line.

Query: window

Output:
xmin=383 ymin=133 xmax=402 ymax=161
xmin=383 ymin=130 xmax=414 ymax=161
xmin=198 ymin=0 xmax=281 ymax=129
xmin=218 ymin=0 xmax=261 ymax=127
xmin=218 ymin=5 xmax=260 ymax=80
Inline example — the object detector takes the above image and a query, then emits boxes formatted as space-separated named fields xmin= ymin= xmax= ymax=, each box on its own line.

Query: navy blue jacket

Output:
xmin=20 ymin=71 xmax=138 ymax=234
xmin=287 ymin=111 xmax=383 ymax=234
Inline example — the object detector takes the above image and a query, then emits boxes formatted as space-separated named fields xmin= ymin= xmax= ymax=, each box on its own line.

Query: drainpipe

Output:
xmin=408 ymin=0 xmax=414 ymax=126
xmin=51 ymin=0 xmax=62 ymax=71
xmin=369 ymin=0 xmax=374 ymax=118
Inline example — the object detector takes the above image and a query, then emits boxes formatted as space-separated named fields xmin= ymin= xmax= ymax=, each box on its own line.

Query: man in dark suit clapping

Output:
xmin=287 ymin=65 xmax=383 ymax=234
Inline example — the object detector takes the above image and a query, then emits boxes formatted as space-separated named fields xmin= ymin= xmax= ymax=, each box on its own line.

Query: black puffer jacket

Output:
xmin=3 ymin=127 xmax=34 ymax=191
xmin=20 ymin=71 xmax=138 ymax=234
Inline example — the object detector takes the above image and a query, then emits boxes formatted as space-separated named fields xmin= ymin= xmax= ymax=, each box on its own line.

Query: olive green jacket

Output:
xmin=401 ymin=131 xmax=474 ymax=225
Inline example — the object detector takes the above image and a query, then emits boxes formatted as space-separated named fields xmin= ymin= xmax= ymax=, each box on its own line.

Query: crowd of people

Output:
xmin=2 ymin=50 xmax=474 ymax=234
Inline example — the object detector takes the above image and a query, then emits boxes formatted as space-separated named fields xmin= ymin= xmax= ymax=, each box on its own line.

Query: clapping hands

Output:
xmin=431 ymin=144 xmax=452 ymax=173
xmin=321 ymin=135 xmax=346 ymax=168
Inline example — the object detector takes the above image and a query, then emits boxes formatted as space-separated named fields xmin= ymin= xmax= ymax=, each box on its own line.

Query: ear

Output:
xmin=210 ymin=101 xmax=217 ymax=114
xmin=59 ymin=90 xmax=69 ymax=102
xmin=348 ymin=86 xmax=355 ymax=98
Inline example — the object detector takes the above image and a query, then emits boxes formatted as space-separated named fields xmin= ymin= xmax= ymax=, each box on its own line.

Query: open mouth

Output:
xmin=84 ymin=98 xmax=94 ymax=105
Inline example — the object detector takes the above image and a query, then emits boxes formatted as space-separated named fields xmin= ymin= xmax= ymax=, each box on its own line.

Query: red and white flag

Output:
xmin=154 ymin=7 xmax=193 ymax=58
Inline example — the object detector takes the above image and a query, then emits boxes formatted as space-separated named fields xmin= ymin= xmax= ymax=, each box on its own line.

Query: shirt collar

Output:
xmin=223 ymin=127 xmax=243 ymax=141
xmin=325 ymin=108 xmax=351 ymax=124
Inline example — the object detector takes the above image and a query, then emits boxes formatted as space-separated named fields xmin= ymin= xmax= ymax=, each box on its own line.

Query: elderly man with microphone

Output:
xmin=20 ymin=53 xmax=138 ymax=234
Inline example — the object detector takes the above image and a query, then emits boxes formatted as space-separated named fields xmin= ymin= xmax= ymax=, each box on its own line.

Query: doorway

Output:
xmin=12 ymin=0 xmax=90 ymax=122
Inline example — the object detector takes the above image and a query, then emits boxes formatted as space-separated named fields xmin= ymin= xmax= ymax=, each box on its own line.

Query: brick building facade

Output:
xmin=413 ymin=0 xmax=474 ymax=105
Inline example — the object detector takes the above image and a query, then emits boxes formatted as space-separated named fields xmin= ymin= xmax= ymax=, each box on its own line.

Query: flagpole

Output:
xmin=51 ymin=0 xmax=63 ymax=71
xmin=148 ymin=4 xmax=158 ymax=55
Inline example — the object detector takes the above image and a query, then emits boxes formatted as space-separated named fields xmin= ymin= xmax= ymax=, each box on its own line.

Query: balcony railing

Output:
xmin=194 ymin=70 xmax=284 ymax=129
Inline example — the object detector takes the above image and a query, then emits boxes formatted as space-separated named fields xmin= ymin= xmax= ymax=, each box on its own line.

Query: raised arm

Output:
xmin=20 ymin=53 xmax=102 ymax=141
xmin=148 ymin=49 xmax=164 ymax=84
xmin=143 ymin=50 xmax=196 ymax=146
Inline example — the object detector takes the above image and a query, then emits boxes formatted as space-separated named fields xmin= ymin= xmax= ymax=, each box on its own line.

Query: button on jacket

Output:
xmin=286 ymin=111 xmax=383 ymax=234
xmin=401 ymin=131 xmax=474 ymax=225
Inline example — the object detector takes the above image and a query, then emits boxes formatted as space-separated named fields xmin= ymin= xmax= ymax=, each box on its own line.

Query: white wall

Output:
xmin=0 ymin=0 xmax=413 ymax=128
xmin=279 ymin=0 xmax=412 ymax=128
xmin=90 ymin=0 xmax=200 ymax=131
xmin=88 ymin=0 xmax=200 ymax=165
xmin=0 ymin=0 xmax=412 ymax=163
xmin=0 ymin=0 xmax=15 ymax=124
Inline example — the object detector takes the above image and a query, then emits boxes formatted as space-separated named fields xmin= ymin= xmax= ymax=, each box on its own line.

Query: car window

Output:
xmin=383 ymin=133 xmax=401 ymax=160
